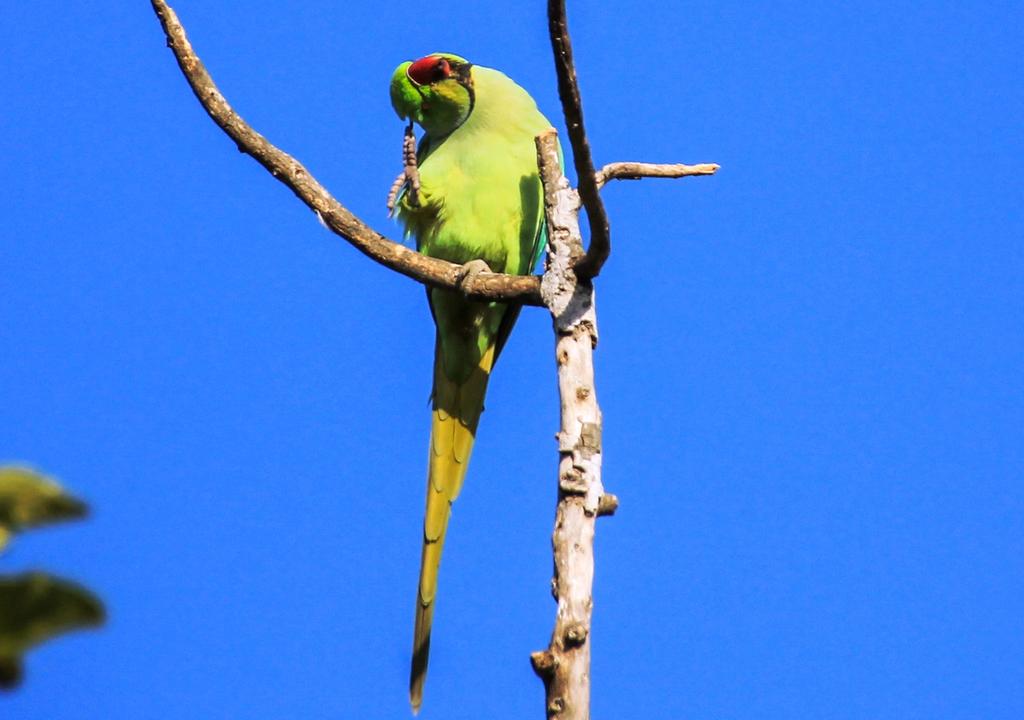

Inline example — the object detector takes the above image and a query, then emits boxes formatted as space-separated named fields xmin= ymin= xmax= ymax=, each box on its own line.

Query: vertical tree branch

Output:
xmin=531 ymin=129 xmax=617 ymax=719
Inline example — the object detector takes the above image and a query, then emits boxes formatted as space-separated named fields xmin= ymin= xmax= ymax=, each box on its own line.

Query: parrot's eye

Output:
xmin=408 ymin=56 xmax=453 ymax=86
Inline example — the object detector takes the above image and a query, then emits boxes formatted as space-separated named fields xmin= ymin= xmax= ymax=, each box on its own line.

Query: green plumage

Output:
xmin=390 ymin=53 xmax=552 ymax=712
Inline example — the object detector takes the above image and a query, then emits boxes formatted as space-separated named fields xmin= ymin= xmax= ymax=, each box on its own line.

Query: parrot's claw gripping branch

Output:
xmin=455 ymin=260 xmax=493 ymax=294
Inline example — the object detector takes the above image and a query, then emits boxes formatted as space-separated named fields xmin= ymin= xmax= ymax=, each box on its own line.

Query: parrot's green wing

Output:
xmin=390 ymin=53 xmax=554 ymax=712
xmin=493 ymin=216 xmax=549 ymax=362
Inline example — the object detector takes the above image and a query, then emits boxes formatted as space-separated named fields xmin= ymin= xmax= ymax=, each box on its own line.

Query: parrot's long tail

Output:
xmin=409 ymin=342 xmax=496 ymax=713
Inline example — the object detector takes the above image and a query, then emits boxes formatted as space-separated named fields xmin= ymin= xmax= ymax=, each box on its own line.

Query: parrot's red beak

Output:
xmin=407 ymin=55 xmax=452 ymax=86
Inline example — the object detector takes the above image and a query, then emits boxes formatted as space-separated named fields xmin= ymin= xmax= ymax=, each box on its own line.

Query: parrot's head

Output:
xmin=390 ymin=53 xmax=474 ymax=137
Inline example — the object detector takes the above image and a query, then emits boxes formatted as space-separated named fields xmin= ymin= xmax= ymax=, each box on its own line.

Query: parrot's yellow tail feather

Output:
xmin=410 ymin=343 xmax=496 ymax=712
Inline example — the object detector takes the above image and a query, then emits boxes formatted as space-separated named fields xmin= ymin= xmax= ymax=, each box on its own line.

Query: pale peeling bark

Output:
xmin=595 ymin=161 xmax=720 ymax=188
xmin=531 ymin=130 xmax=618 ymax=719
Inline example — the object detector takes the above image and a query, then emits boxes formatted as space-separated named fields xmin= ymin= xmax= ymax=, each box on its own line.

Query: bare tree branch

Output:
xmin=530 ymin=129 xmax=611 ymax=720
xmin=547 ymin=0 xmax=610 ymax=282
xmin=150 ymin=0 xmax=544 ymax=305
xmin=596 ymin=161 xmax=721 ymax=189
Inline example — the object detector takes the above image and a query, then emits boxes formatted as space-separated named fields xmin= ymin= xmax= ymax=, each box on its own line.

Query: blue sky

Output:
xmin=2 ymin=1 xmax=1022 ymax=718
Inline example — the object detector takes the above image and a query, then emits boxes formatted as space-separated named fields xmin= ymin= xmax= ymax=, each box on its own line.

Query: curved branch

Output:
xmin=547 ymin=0 xmax=610 ymax=282
xmin=596 ymin=161 xmax=721 ymax=189
xmin=150 ymin=0 xmax=543 ymax=305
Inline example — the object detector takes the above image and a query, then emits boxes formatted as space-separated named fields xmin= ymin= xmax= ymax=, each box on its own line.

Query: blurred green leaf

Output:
xmin=0 ymin=466 xmax=88 ymax=551
xmin=0 ymin=572 xmax=105 ymax=689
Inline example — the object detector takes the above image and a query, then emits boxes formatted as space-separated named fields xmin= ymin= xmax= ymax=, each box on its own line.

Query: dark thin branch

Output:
xmin=596 ymin=161 xmax=721 ymax=189
xmin=547 ymin=0 xmax=611 ymax=282
xmin=150 ymin=0 xmax=543 ymax=305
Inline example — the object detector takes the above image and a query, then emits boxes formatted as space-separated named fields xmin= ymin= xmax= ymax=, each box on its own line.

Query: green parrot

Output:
xmin=390 ymin=53 xmax=553 ymax=711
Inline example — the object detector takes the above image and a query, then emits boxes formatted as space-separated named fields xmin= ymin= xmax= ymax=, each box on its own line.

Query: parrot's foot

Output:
xmin=387 ymin=121 xmax=423 ymax=215
xmin=401 ymin=121 xmax=422 ymax=209
xmin=455 ymin=259 xmax=492 ymax=293
xmin=385 ymin=171 xmax=406 ymax=215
